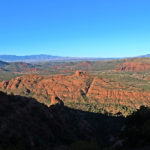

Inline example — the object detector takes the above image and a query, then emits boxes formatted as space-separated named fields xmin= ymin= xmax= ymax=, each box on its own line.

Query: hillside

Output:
xmin=1 ymin=58 xmax=150 ymax=113
xmin=1 ymin=71 xmax=150 ymax=115
xmin=116 ymin=58 xmax=150 ymax=72
xmin=0 ymin=61 xmax=39 ymax=81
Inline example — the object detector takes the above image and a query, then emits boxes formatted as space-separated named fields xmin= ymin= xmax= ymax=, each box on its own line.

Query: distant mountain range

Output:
xmin=0 ymin=54 xmax=149 ymax=62
xmin=0 ymin=55 xmax=63 ymax=62
xmin=137 ymin=54 xmax=150 ymax=58
xmin=0 ymin=54 xmax=119 ymax=62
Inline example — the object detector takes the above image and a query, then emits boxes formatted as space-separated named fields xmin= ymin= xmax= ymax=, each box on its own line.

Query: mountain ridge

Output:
xmin=0 ymin=54 xmax=122 ymax=62
xmin=0 ymin=54 xmax=150 ymax=62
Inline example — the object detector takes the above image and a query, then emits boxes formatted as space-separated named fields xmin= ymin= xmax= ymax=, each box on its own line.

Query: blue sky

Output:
xmin=0 ymin=0 xmax=150 ymax=57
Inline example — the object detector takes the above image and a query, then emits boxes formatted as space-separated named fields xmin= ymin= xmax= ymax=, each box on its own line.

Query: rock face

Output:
xmin=116 ymin=62 xmax=150 ymax=72
xmin=50 ymin=95 xmax=64 ymax=107
xmin=86 ymin=77 xmax=150 ymax=108
xmin=74 ymin=70 xmax=88 ymax=77
xmin=1 ymin=71 xmax=150 ymax=108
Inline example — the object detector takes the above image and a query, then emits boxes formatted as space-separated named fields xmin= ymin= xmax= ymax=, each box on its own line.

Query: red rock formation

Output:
xmin=116 ymin=62 xmax=150 ymax=72
xmin=1 ymin=71 xmax=150 ymax=108
xmin=50 ymin=95 xmax=64 ymax=107
xmin=74 ymin=70 xmax=88 ymax=77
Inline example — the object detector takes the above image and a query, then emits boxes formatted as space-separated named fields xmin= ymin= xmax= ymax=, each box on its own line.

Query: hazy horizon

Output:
xmin=0 ymin=53 xmax=149 ymax=58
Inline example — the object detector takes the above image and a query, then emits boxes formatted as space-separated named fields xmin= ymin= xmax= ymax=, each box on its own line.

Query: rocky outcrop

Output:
xmin=86 ymin=77 xmax=150 ymax=108
xmin=1 ymin=71 xmax=150 ymax=108
xmin=50 ymin=95 xmax=64 ymax=107
xmin=116 ymin=62 xmax=150 ymax=72
xmin=74 ymin=70 xmax=88 ymax=77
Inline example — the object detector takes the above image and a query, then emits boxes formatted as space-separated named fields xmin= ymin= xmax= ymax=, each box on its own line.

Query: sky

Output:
xmin=0 ymin=0 xmax=150 ymax=57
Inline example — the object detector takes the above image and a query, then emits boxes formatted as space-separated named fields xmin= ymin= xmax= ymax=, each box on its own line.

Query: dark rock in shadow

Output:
xmin=1 ymin=91 xmax=150 ymax=150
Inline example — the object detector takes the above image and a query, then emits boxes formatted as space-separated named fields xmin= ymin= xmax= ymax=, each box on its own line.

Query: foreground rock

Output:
xmin=1 ymin=91 xmax=150 ymax=150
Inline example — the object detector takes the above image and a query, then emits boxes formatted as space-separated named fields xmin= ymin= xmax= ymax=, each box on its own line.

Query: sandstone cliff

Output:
xmin=0 ymin=71 xmax=150 ymax=108
xmin=116 ymin=62 xmax=150 ymax=72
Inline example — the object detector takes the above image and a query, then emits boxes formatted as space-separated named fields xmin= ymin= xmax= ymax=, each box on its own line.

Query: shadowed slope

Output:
xmin=1 ymin=92 xmax=150 ymax=150
xmin=0 ymin=91 xmax=126 ymax=150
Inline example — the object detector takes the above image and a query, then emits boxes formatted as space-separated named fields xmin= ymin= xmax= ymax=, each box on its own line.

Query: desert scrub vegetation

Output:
xmin=64 ymin=102 xmax=136 ymax=117
xmin=97 ymin=73 xmax=146 ymax=84
xmin=97 ymin=73 xmax=150 ymax=92
xmin=0 ymin=72 xmax=20 ymax=81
